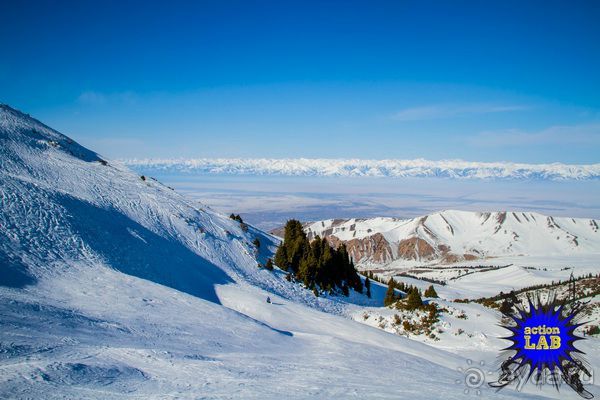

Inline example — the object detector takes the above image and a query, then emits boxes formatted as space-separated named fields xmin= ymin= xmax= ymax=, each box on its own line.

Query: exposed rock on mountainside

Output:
xmin=301 ymin=211 xmax=600 ymax=266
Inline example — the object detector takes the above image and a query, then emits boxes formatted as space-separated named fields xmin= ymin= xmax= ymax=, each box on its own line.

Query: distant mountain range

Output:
xmin=294 ymin=210 xmax=600 ymax=266
xmin=123 ymin=158 xmax=600 ymax=180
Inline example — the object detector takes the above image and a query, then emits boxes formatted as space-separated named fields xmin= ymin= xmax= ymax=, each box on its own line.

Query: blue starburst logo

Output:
xmin=491 ymin=293 xmax=593 ymax=398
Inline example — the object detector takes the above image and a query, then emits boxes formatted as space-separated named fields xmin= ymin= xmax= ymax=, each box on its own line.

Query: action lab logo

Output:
xmin=491 ymin=293 xmax=594 ymax=399
xmin=522 ymin=325 xmax=561 ymax=349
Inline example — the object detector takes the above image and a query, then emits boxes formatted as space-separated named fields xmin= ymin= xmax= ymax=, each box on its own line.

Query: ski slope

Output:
xmin=0 ymin=104 xmax=595 ymax=399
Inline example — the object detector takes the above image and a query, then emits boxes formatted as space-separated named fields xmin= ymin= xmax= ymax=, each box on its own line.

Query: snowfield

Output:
xmin=0 ymin=104 xmax=597 ymax=399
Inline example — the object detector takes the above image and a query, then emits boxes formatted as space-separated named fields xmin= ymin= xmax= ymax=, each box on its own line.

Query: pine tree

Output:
xmin=405 ymin=289 xmax=423 ymax=310
xmin=274 ymin=219 xmax=308 ymax=273
xmin=265 ymin=258 xmax=274 ymax=271
xmin=341 ymin=283 xmax=349 ymax=296
xmin=229 ymin=213 xmax=243 ymax=223
xmin=426 ymin=302 xmax=438 ymax=323
xmin=253 ymin=237 xmax=261 ymax=248
xmin=274 ymin=220 xmax=365 ymax=297
xmin=499 ymin=298 xmax=513 ymax=315
xmin=274 ymin=244 xmax=288 ymax=271
xmin=424 ymin=285 xmax=438 ymax=298
xmin=298 ymin=245 xmax=317 ymax=285
xmin=365 ymin=277 xmax=371 ymax=298
xmin=317 ymin=237 xmax=333 ymax=289
xmin=349 ymin=259 xmax=363 ymax=293
xmin=384 ymin=278 xmax=397 ymax=307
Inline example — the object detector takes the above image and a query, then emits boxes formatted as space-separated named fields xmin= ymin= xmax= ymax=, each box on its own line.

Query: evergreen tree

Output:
xmin=424 ymin=285 xmax=438 ymax=298
xmin=349 ymin=259 xmax=363 ymax=293
xmin=274 ymin=244 xmax=288 ymax=271
xmin=341 ymin=283 xmax=349 ymax=296
xmin=265 ymin=258 xmax=274 ymax=271
xmin=229 ymin=213 xmax=243 ymax=223
xmin=499 ymin=298 xmax=513 ymax=315
xmin=426 ymin=302 xmax=438 ymax=323
xmin=384 ymin=278 xmax=397 ymax=307
xmin=253 ymin=237 xmax=261 ymax=248
xmin=274 ymin=219 xmax=308 ymax=273
xmin=317 ymin=237 xmax=333 ymax=289
xmin=274 ymin=219 xmax=365 ymax=297
xmin=365 ymin=277 xmax=371 ymax=298
xmin=298 ymin=245 xmax=317 ymax=285
xmin=405 ymin=289 xmax=423 ymax=310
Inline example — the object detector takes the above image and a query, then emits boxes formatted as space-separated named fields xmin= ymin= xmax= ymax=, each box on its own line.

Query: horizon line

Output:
xmin=122 ymin=157 xmax=600 ymax=181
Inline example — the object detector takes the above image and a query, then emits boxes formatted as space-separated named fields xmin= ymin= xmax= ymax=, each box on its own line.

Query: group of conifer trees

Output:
xmin=384 ymin=278 xmax=438 ymax=308
xmin=274 ymin=220 xmax=363 ymax=295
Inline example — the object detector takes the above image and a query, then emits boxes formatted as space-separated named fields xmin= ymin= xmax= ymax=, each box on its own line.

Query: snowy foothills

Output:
xmin=1 ymin=102 xmax=599 ymax=400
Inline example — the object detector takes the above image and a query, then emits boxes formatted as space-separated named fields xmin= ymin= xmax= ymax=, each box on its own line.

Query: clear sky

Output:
xmin=1 ymin=0 xmax=599 ymax=163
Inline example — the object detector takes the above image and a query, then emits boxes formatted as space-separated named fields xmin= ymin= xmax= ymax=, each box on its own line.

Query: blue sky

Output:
xmin=1 ymin=0 xmax=599 ymax=162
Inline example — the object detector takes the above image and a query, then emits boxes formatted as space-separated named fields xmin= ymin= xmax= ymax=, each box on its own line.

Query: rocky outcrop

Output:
xmin=290 ymin=210 xmax=600 ymax=266
xmin=397 ymin=237 xmax=436 ymax=261
xmin=327 ymin=233 xmax=394 ymax=264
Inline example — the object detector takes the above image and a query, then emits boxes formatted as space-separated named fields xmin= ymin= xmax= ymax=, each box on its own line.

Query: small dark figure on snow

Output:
xmin=266 ymin=296 xmax=271 ymax=304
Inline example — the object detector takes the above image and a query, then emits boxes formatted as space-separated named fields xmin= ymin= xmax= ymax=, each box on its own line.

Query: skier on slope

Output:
xmin=266 ymin=296 xmax=271 ymax=304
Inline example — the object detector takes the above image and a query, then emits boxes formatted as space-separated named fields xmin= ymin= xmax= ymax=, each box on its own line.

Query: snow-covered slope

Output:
xmin=304 ymin=210 xmax=600 ymax=266
xmin=2 ymin=104 xmax=562 ymax=399
xmin=0 ymin=104 xmax=284 ymax=302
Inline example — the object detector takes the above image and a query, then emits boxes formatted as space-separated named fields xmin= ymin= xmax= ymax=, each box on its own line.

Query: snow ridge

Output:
xmin=123 ymin=157 xmax=600 ymax=181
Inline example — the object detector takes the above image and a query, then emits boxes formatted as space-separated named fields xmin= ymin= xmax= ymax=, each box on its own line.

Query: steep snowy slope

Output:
xmin=0 ymin=103 xmax=298 ymax=303
xmin=304 ymin=210 xmax=600 ymax=266
xmin=1 ymin=104 xmax=562 ymax=399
